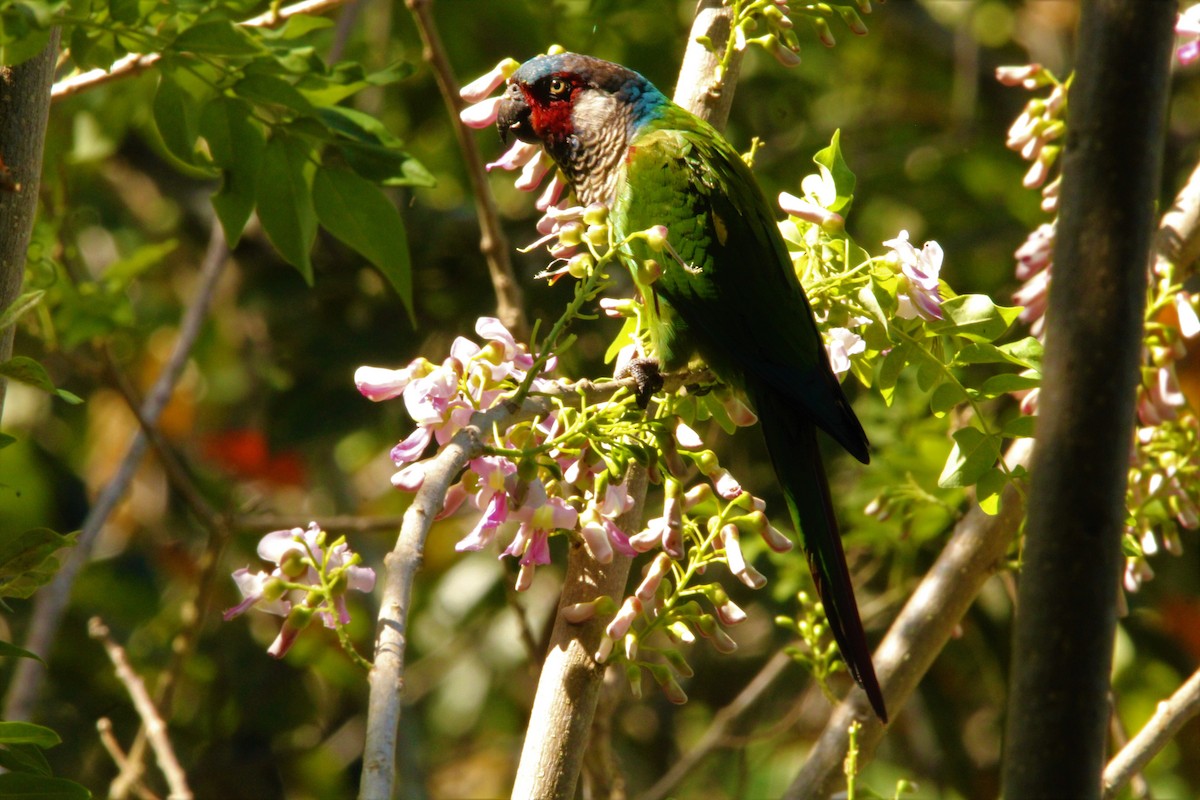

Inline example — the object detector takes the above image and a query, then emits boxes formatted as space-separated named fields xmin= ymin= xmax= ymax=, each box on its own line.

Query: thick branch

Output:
xmin=784 ymin=439 xmax=1032 ymax=799
xmin=510 ymin=465 xmax=645 ymax=800
xmin=1001 ymin=3 xmax=1174 ymax=796
xmin=3 ymin=224 xmax=230 ymax=722
xmin=50 ymin=0 xmax=352 ymax=101
xmin=405 ymin=0 xmax=527 ymax=339
xmin=674 ymin=0 xmax=740 ymax=130
xmin=0 ymin=32 xmax=58 ymax=419
xmin=1102 ymin=667 xmax=1200 ymax=799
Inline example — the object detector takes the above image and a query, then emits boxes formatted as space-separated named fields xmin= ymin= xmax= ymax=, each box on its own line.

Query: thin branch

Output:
xmin=97 ymin=719 xmax=163 ymax=800
xmin=4 ymin=223 xmax=230 ymax=722
xmin=404 ymin=0 xmax=527 ymax=339
xmin=89 ymin=618 xmax=193 ymax=800
xmin=235 ymin=513 xmax=407 ymax=533
xmin=1103 ymin=667 xmax=1200 ymax=799
xmin=638 ymin=650 xmax=794 ymax=800
xmin=783 ymin=439 xmax=1033 ymax=800
xmin=50 ymin=0 xmax=353 ymax=101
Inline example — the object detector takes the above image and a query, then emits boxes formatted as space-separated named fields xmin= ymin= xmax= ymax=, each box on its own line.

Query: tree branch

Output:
xmin=1102 ymin=667 xmax=1200 ymax=799
xmin=404 ymin=0 xmax=528 ymax=339
xmin=638 ymin=650 xmax=794 ymax=800
xmin=50 ymin=0 xmax=353 ymax=101
xmin=90 ymin=618 xmax=193 ymax=800
xmin=783 ymin=439 xmax=1033 ymax=799
xmin=3 ymin=222 xmax=230 ymax=722
xmin=1001 ymin=3 xmax=1174 ymax=795
xmin=510 ymin=465 xmax=645 ymax=800
xmin=0 ymin=31 xmax=58 ymax=420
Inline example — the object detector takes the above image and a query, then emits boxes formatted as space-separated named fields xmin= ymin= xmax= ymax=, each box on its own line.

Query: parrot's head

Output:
xmin=496 ymin=52 xmax=668 ymax=205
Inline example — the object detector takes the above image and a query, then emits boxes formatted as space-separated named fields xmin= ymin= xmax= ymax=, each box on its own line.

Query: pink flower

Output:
xmin=460 ymin=58 xmax=520 ymax=103
xmin=884 ymin=230 xmax=944 ymax=321
xmin=778 ymin=191 xmax=844 ymax=231
xmin=825 ymin=327 xmax=866 ymax=376
xmin=355 ymin=360 xmax=429 ymax=402
xmin=224 ymin=523 xmax=376 ymax=657
xmin=1179 ymin=6 xmax=1200 ymax=65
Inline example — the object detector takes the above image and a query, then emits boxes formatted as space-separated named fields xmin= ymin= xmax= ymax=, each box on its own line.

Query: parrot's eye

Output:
xmin=547 ymin=77 xmax=568 ymax=97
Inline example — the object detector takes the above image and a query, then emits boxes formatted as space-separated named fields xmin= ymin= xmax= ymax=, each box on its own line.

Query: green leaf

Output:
xmin=200 ymin=97 xmax=265 ymax=245
xmin=153 ymin=61 xmax=218 ymax=166
xmin=978 ymin=372 xmax=1040 ymax=397
xmin=0 ymin=638 xmax=44 ymax=663
xmin=812 ymin=129 xmax=855 ymax=213
xmin=0 ymin=722 xmax=60 ymax=748
xmin=0 ymin=356 xmax=56 ymax=394
xmin=318 ymin=107 xmax=435 ymax=187
xmin=257 ymin=134 xmax=317 ymax=282
xmin=930 ymin=381 xmax=966 ymax=417
xmin=103 ymin=240 xmax=178 ymax=288
xmin=262 ymin=13 xmax=334 ymax=39
xmin=0 ymin=290 xmax=45 ymax=332
xmin=234 ymin=73 xmax=315 ymax=114
xmin=313 ymin=167 xmax=413 ymax=322
xmin=604 ymin=316 xmax=638 ymax=365
xmin=976 ymin=466 xmax=1008 ymax=516
xmin=108 ymin=0 xmax=139 ymax=24
xmin=939 ymin=426 xmax=1002 ymax=489
xmin=1003 ymin=414 xmax=1037 ymax=438
xmin=1000 ymin=336 xmax=1044 ymax=370
xmin=0 ymin=3 xmax=54 ymax=67
xmin=931 ymin=294 xmax=1021 ymax=343
xmin=0 ymin=743 xmax=52 ymax=777
xmin=0 ymin=528 xmax=76 ymax=597
xmin=172 ymin=19 xmax=263 ymax=56
xmin=0 ymin=773 xmax=91 ymax=799
xmin=916 ymin=358 xmax=943 ymax=392
xmin=876 ymin=342 xmax=912 ymax=406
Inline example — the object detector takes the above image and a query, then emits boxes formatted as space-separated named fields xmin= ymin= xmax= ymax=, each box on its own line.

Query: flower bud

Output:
xmin=279 ymin=548 xmax=308 ymax=579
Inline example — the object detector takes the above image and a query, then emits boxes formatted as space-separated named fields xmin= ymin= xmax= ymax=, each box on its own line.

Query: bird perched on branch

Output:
xmin=496 ymin=52 xmax=886 ymax=722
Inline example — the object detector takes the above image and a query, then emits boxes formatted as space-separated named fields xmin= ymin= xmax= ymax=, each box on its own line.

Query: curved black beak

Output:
xmin=497 ymin=82 xmax=537 ymax=144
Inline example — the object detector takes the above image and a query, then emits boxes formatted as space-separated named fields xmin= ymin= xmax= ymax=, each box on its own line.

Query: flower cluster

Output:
xmin=225 ymin=523 xmax=376 ymax=661
xmin=998 ymin=63 xmax=1200 ymax=591
xmin=995 ymin=64 xmax=1067 ymax=207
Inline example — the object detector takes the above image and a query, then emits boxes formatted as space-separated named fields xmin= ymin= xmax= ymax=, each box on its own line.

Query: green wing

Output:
xmin=614 ymin=117 xmax=869 ymax=464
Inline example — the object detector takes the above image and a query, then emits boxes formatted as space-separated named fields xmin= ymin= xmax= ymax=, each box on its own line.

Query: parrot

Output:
xmin=495 ymin=52 xmax=886 ymax=723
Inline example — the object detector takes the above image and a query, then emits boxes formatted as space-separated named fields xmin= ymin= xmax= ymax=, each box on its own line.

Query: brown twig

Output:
xmin=1103 ymin=667 xmax=1200 ymax=799
xmin=50 ymin=0 xmax=353 ymax=101
xmin=90 ymin=618 xmax=193 ymax=800
xmin=404 ymin=0 xmax=527 ymax=339
xmin=638 ymin=650 xmax=794 ymax=800
xmin=98 ymin=719 xmax=162 ymax=800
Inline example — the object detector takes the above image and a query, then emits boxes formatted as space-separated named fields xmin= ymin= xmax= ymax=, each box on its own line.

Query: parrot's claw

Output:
xmin=617 ymin=358 xmax=664 ymax=409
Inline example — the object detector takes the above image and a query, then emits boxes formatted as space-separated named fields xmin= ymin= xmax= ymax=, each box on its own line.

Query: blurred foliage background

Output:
xmin=2 ymin=0 xmax=1200 ymax=797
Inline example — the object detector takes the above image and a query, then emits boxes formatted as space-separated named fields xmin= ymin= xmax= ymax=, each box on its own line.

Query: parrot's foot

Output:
xmin=617 ymin=358 xmax=664 ymax=409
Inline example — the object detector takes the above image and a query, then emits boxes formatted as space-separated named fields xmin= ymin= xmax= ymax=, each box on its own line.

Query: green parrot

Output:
xmin=496 ymin=52 xmax=886 ymax=722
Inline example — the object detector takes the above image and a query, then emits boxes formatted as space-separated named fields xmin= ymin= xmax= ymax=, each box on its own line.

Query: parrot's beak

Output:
xmin=497 ymin=83 xmax=537 ymax=144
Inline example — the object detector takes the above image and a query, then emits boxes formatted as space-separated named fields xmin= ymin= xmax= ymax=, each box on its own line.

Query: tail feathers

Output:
xmin=756 ymin=390 xmax=887 ymax=723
